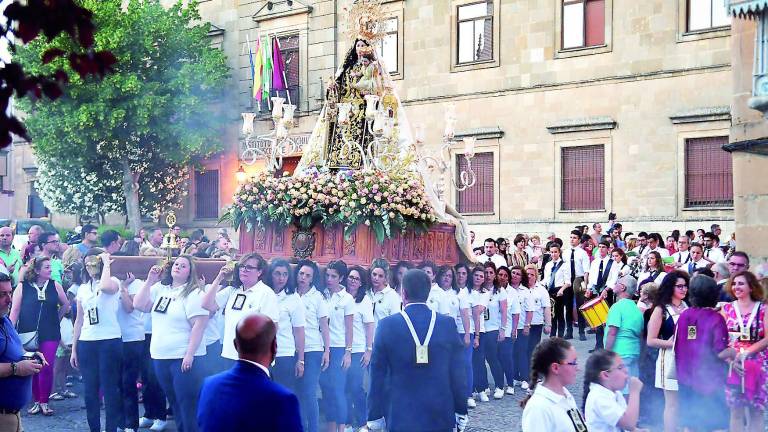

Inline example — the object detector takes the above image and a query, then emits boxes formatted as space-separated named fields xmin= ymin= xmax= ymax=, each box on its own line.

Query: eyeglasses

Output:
xmin=561 ymin=360 xmax=578 ymax=367
xmin=347 ymin=275 xmax=361 ymax=281
xmin=674 ymin=283 xmax=688 ymax=289
xmin=239 ymin=264 xmax=260 ymax=272
xmin=606 ymin=363 xmax=627 ymax=372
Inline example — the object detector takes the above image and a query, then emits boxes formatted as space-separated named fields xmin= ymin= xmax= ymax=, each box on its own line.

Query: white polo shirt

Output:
xmin=522 ymin=384 xmax=585 ymax=432
xmin=427 ymin=284 xmax=451 ymax=315
xmin=148 ymin=283 xmax=209 ymax=359
xmin=275 ymin=290 xmax=306 ymax=358
xmin=485 ymin=288 xmax=507 ymax=332
xmin=350 ymin=295 xmax=374 ymax=353
xmin=75 ymin=278 xmax=122 ymax=342
xmin=202 ymin=285 xmax=225 ymax=347
xmin=503 ymin=285 xmax=521 ymax=338
xmin=584 ymin=383 xmax=627 ymax=432
xmin=529 ymin=284 xmax=551 ymax=325
xmin=117 ymin=279 xmax=145 ymax=343
xmin=509 ymin=284 xmax=534 ymax=332
xmin=326 ymin=289 xmax=355 ymax=348
xmin=445 ymin=288 xmax=470 ymax=334
xmin=218 ymin=281 xmax=280 ymax=360
xmin=477 ymin=253 xmax=508 ymax=269
xmin=369 ymin=286 xmax=401 ymax=325
xmin=606 ymin=262 xmax=630 ymax=289
xmin=467 ymin=289 xmax=491 ymax=333
xmin=300 ymin=286 xmax=330 ymax=353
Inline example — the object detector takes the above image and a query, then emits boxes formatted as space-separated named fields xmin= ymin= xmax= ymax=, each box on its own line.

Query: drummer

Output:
xmin=603 ymin=275 xmax=643 ymax=393
xmin=584 ymin=241 xmax=614 ymax=351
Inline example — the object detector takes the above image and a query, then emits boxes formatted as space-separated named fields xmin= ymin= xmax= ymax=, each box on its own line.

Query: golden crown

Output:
xmin=344 ymin=0 xmax=387 ymax=44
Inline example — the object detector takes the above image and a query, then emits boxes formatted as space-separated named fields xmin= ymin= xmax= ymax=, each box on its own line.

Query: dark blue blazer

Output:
xmin=367 ymin=303 xmax=468 ymax=432
xmin=197 ymin=360 xmax=303 ymax=432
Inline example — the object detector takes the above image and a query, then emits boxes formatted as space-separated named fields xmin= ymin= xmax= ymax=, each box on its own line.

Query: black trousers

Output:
xmin=552 ymin=291 xmax=567 ymax=337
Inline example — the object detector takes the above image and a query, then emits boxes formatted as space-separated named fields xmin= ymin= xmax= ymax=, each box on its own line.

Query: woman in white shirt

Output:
xmin=469 ymin=265 xmax=492 ymax=402
xmin=521 ymin=338 xmax=586 ymax=432
xmin=605 ymin=248 xmax=630 ymax=292
xmin=453 ymin=263 xmax=476 ymax=407
xmin=544 ymin=245 xmax=571 ymax=338
xmin=319 ymin=260 xmax=354 ymax=432
xmin=344 ymin=265 xmax=374 ymax=428
xmin=638 ymin=251 xmax=667 ymax=289
xmin=525 ymin=264 xmax=552 ymax=370
xmin=497 ymin=266 xmax=522 ymax=396
xmin=70 ymin=250 xmax=122 ymax=432
xmin=368 ymin=258 xmax=401 ymax=326
xmin=117 ymin=272 xmax=146 ymax=432
xmin=133 ymin=255 xmax=209 ymax=432
xmin=583 ymin=349 xmax=642 ymax=432
xmin=295 ymin=259 xmax=330 ymax=432
xmin=264 ymin=258 xmax=305 ymax=394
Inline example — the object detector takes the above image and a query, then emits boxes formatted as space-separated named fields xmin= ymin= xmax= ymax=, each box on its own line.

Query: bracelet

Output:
xmin=366 ymin=346 xmax=373 ymax=351
xmin=345 ymin=347 xmax=353 ymax=352
xmin=297 ymin=360 xmax=305 ymax=365
xmin=10 ymin=362 xmax=16 ymax=376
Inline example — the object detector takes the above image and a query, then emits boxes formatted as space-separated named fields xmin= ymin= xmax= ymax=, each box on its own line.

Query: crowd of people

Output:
xmin=0 ymin=220 xmax=766 ymax=432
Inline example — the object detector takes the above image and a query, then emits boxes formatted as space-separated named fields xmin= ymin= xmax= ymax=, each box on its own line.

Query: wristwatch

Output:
xmin=10 ymin=362 xmax=17 ymax=376
xmin=345 ymin=347 xmax=353 ymax=353
xmin=297 ymin=360 xmax=305 ymax=365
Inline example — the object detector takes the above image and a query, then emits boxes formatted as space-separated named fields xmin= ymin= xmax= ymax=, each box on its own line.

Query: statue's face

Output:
xmin=355 ymin=40 xmax=368 ymax=56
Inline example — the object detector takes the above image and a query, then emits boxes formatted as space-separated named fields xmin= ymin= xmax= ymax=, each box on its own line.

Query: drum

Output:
xmin=579 ymin=298 xmax=610 ymax=329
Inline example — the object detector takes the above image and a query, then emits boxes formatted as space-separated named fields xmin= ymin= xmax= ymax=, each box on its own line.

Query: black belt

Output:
xmin=0 ymin=408 xmax=19 ymax=415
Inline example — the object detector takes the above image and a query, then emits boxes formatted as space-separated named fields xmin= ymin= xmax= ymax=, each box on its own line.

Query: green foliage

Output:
xmin=16 ymin=0 xmax=231 ymax=221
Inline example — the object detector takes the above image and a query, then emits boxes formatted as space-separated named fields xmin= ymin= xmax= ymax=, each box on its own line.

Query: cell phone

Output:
xmin=22 ymin=352 xmax=43 ymax=364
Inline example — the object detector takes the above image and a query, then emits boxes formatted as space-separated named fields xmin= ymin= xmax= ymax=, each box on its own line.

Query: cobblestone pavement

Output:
xmin=20 ymin=336 xmax=634 ymax=432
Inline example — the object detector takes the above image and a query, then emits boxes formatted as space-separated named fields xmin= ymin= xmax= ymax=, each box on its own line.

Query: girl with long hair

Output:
xmin=368 ymin=258 xmax=400 ymax=325
xmin=344 ymin=265 xmax=374 ymax=428
xmin=391 ymin=261 xmax=413 ymax=294
xmin=646 ymin=270 xmax=689 ymax=432
xmin=264 ymin=258 xmax=306 ymax=395
xmin=521 ymin=338 xmax=585 ymax=431
xmin=468 ymin=265 xmax=492 ymax=402
xmin=638 ymin=251 xmax=667 ymax=288
xmin=497 ymin=265 xmax=522 ymax=396
xmin=133 ymin=255 xmax=209 ymax=432
xmin=583 ymin=349 xmax=643 ymax=432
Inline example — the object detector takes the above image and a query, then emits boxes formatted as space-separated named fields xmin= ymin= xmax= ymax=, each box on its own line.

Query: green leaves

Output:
xmin=18 ymin=0 xmax=231 ymax=224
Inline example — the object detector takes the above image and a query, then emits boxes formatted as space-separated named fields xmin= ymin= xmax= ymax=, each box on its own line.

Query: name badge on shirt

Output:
xmin=483 ymin=308 xmax=490 ymax=321
xmin=154 ymin=297 xmax=171 ymax=314
xmin=231 ymin=294 xmax=247 ymax=311
xmin=37 ymin=289 xmax=46 ymax=301
xmin=741 ymin=331 xmax=751 ymax=341
xmin=687 ymin=325 xmax=697 ymax=340
xmin=87 ymin=307 xmax=99 ymax=325
xmin=416 ymin=345 xmax=429 ymax=364
xmin=567 ymin=408 xmax=588 ymax=432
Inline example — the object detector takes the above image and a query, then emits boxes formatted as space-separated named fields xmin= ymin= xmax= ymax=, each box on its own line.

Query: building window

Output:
xmin=687 ymin=0 xmax=729 ymax=32
xmin=457 ymin=1 xmax=493 ymax=65
xmin=685 ymin=136 xmax=732 ymax=207
xmin=456 ymin=152 xmax=493 ymax=214
xmin=194 ymin=169 xmax=219 ymax=219
xmin=28 ymin=180 xmax=48 ymax=218
xmin=562 ymin=0 xmax=605 ymax=49
xmin=561 ymin=145 xmax=604 ymax=211
xmin=377 ymin=18 xmax=398 ymax=74
xmin=259 ymin=34 xmax=300 ymax=113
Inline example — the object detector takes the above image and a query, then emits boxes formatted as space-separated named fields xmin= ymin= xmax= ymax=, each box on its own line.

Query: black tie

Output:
xmin=706 ymin=249 xmax=710 ymax=257
xmin=596 ymin=260 xmax=605 ymax=288
xmin=570 ymin=251 xmax=576 ymax=283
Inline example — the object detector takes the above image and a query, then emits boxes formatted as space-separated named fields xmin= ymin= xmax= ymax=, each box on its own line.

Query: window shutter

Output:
xmin=585 ymin=0 xmax=605 ymax=46
xmin=685 ymin=137 xmax=732 ymax=207
xmin=456 ymin=152 xmax=494 ymax=213
xmin=561 ymin=145 xmax=604 ymax=211
xmin=195 ymin=170 xmax=219 ymax=219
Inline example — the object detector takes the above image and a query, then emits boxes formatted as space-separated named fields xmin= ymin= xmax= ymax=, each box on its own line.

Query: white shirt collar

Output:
xmin=239 ymin=359 xmax=271 ymax=377
xmin=588 ymin=382 xmax=616 ymax=397
xmin=404 ymin=302 xmax=428 ymax=308
xmin=535 ymin=383 xmax=573 ymax=404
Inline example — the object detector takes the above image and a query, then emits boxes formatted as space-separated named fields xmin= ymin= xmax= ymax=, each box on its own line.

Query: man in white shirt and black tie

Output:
xmin=702 ymin=232 xmax=725 ymax=264
xmin=585 ymin=241 xmax=613 ymax=352
xmin=672 ymin=235 xmax=692 ymax=269
xmin=560 ymin=230 xmax=590 ymax=340
xmin=684 ymin=244 xmax=708 ymax=273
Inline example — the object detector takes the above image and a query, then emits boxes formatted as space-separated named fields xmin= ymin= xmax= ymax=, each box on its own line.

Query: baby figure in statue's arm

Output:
xmin=352 ymin=52 xmax=377 ymax=95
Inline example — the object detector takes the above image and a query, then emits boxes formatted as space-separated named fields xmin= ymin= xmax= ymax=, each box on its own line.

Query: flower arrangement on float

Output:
xmin=221 ymin=166 xmax=438 ymax=242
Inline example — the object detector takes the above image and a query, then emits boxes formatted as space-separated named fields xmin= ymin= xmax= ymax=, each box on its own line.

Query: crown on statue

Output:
xmin=345 ymin=0 xmax=387 ymax=44
xmin=357 ymin=45 xmax=375 ymax=55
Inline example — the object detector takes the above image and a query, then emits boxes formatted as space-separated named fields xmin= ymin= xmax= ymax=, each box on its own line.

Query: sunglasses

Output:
xmin=239 ymin=264 xmax=260 ymax=272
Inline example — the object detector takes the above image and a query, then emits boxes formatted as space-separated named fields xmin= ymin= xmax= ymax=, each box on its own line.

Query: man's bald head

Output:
xmin=234 ymin=314 xmax=277 ymax=364
xmin=0 ymin=227 xmax=13 ymax=249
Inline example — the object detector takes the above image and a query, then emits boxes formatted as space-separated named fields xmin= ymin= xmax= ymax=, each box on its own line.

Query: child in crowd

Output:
xmin=50 ymin=312 xmax=77 ymax=400
xmin=583 ymin=349 xmax=644 ymax=432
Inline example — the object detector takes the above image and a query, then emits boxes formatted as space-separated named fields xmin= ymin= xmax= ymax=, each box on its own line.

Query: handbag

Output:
xmin=17 ymin=297 xmax=43 ymax=352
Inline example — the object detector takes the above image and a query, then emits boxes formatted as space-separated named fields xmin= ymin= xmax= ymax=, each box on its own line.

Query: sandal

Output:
xmin=49 ymin=392 xmax=64 ymax=401
xmin=40 ymin=403 xmax=54 ymax=416
xmin=27 ymin=402 xmax=40 ymax=415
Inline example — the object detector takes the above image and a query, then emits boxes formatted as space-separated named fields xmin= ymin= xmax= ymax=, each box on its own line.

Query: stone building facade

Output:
xmin=3 ymin=0 xmax=738 ymax=245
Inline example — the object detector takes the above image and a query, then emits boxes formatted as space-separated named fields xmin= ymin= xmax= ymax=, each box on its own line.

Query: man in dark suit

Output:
xmin=197 ymin=314 xmax=303 ymax=432
xmin=366 ymin=269 xmax=468 ymax=432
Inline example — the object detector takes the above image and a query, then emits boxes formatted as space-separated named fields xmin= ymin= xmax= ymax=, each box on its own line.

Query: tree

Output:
xmin=0 ymin=0 xmax=116 ymax=147
xmin=16 ymin=0 xmax=230 ymax=232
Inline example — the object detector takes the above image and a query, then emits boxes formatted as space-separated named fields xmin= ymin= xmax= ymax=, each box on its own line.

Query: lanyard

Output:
xmin=734 ymin=301 xmax=761 ymax=337
xmin=400 ymin=309 xmax=436 ymax=351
